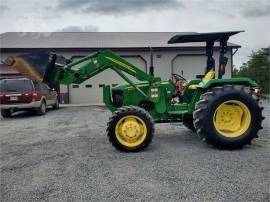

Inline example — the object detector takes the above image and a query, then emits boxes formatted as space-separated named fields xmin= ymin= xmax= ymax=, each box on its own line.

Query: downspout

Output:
xmin=149 ymin=46 xmax=154 ymax=76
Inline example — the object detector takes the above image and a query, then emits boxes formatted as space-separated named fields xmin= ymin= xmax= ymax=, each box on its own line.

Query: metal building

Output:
xmin=0 ymin=32 xmax=240 ymax=104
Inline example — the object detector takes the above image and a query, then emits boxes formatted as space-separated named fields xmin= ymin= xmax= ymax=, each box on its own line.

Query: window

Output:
xmin=0 ymin=79 xmax=33 ymax=92
xmin=112 ymin=84 xmax=118 ymax=87
xmin=85 ymin=84 xmax=92 ymax=88
xmin=33 ymin=82 xmax=42 ymax=91
xmin=41 ymin=83 xmax=50 ymax=92
xmin=72 ymin=85 xmax=79 ymax=88
xmin=156 ymin=54 xmax=162 ymax=58
xmin=44 ymin=84 xmax=51 ymax=90
xmin=99 ymin=84 xmax=104 ymax=88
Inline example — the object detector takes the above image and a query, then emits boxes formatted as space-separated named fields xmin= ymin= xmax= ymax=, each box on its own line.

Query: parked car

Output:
xmin=0 ymin=78 xmax=59 ymax=118
xmin=252 ymin=87 xmax=265 ymax=99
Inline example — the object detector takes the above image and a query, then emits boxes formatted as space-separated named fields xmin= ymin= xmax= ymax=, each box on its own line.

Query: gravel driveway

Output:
xmin=1 ymin=103 xmax=269 ymax=202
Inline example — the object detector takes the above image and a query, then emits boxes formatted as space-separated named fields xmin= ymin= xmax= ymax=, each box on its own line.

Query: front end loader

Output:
xmin=4 ymin=31 xmax=264 ymax=152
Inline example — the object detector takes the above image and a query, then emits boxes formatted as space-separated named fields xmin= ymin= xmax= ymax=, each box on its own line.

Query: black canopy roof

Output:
xmin=168 ymin=31 xmax=243 ymax=44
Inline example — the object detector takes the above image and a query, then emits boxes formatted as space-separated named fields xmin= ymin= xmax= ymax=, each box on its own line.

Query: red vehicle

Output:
xmin=252 ymin=87 xmax=264 ymax=99
xmin=0 ymin=78 xmax=59 ymax=118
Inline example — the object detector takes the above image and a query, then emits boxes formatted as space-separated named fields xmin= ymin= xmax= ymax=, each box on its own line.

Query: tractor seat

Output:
xmin=188 ymin=71 xmax=215 ymax=90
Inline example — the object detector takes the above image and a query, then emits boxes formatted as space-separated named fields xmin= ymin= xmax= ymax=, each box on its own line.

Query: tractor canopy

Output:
xmin=168 ymin=31 xmax=244 ymax=79
xmin=168 ymin=31 xmax=243 ymax=44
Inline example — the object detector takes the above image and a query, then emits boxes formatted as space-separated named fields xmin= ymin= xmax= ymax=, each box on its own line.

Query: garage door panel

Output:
xmin=69 ymin=56 xmax=146 ymax=104
xmin=172 ymin=55 xmax=206 ymax=80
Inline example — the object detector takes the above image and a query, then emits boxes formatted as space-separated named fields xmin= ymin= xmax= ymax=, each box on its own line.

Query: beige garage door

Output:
xmin=69 ymin=56 xmax=147 ymax=104
xmin=172 ymin=55 xmax=206 ymax=80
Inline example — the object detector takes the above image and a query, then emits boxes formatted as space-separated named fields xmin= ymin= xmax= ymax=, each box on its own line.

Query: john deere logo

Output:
xmin=105 ymin=57 xmax=136 ymax=74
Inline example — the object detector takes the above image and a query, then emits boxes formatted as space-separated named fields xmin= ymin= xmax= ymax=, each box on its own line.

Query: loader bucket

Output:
xmin=4 ymin=51 xmax=57 ymax=83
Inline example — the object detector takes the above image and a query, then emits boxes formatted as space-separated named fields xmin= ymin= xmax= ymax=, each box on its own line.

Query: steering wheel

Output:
xmin=172 ymin=73 xmax=187 ymax=82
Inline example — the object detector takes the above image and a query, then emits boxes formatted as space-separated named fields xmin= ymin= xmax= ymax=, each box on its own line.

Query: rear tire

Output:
xmin=182 ymin=114 xmax=195 ymax=131
xmin=107 ymin=106 xmax=154 ymax=152
xmin=193 ymin=85 xmax=264 ymax=150
xmin=37 ymin=100 xmax=46 ymax=115
xmin=1 ymin=109 xmax=11 ymax=118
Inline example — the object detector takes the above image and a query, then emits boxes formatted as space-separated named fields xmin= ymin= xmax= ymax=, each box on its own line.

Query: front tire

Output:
xmin=193 ymin=85 xmax=264 ymax=150
xmin=53 ymin=99 xmax=59 ymax=110
xmin=107 ymin=106 xmax=154 ymax=152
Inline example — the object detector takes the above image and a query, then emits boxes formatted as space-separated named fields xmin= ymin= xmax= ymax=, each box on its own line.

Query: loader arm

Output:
xmin=55 ymin=50 xmax=159 ymax=85
xmin=4 ymin=50 xmax=160 ymax=87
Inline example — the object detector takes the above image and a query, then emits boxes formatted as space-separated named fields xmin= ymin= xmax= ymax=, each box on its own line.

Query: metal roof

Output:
xmin=0 ymin=32 xmax=240 ymax=49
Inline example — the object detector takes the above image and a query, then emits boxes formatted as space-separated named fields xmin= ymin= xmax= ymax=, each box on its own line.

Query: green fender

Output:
xmin=198 ymin=77 xmax=257 ymax=89
xmin=187 ymin=77 xmax=257 ymax=113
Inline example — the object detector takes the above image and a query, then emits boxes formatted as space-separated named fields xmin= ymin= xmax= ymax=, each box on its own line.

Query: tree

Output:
xmin=233 ymin=47 xmax=270 ymax=94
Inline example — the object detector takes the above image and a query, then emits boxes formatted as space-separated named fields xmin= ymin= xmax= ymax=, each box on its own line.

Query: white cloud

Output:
xmin=0 ymin=0 xmax=269 ymax=66
xmin=58 ymin=25 xmax=98 ymax=32
xmin=57 ymin=0 xmax=183 ymax=14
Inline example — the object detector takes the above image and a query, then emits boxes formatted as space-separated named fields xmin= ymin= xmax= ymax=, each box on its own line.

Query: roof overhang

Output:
xmin=0 ymin=32 xmax=241 ymax=50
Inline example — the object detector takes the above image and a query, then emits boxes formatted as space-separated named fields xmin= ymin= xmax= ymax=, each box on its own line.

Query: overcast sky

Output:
xmin=0 ymin=0 xmax=269 ymax=66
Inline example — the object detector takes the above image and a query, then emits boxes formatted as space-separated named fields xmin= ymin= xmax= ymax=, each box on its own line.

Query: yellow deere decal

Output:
xmin=106 ymin=57 xmax=136 ymax=74
xmin=126 ymin=84 xmax=149 ymax=90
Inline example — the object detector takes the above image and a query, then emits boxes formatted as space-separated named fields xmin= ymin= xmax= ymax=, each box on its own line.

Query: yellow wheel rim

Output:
xmin=213 ymin=100 xmax=251 ymax=138
xmin=115 ymin=115 xmax=147 ymax=147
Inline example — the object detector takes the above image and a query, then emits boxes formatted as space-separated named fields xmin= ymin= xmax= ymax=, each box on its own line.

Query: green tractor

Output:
xmin=4 ymin=31 xmax=264 ymax=152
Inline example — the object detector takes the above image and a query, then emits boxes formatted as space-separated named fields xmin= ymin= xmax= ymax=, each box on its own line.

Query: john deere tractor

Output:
xmin=4 ymin=31 xmax=264 ymax=152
